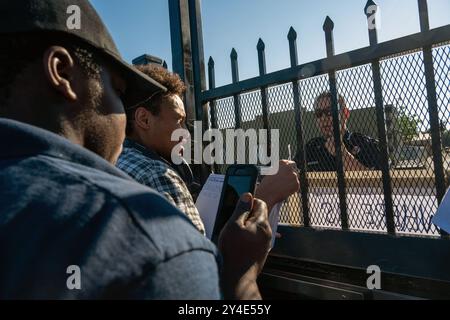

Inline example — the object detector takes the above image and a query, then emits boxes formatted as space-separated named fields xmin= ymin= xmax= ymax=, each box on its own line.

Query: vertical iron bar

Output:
xmin=323 ymin=16 xmax=349 ymax=230
xmin=169 ymin=0 xmax=185 ymax=79
xmin=208 ymin=57 xmax=218 ymax=130
xmin=231 ymin=48 xmax=242 ymax=129
xmin=257 ymin=39 xmax=270 ymax=132
xmin=424 ymin=46 xmax=447 ymax=204
xmin=187 ymin=0 xmax=211 ymax=183
xmin=208 ymin=57 xmax=220 ymax=174
xmin=169 ymin=0 xmax=196 ymax=127
xmin=418 ymin=0 xmax=430 ymax=32
xmin=188 ymin=0 xmax=207 ymax=124
xmin=257 ymin=39 xmax=271 ymax=154
xmin=288 ymin=27 xmax=310 ymax=227
xmin=418 ymin=0 xmax=447 ymax=237
xmin=365 ymin=0 xmax=396 ymax=235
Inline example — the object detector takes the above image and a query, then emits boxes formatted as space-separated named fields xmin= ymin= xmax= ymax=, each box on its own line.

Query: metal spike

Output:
xmin=288 ymin=26 xmax=297 ymax=41
xmin=323 ymin=16 xmax=334 ymax=32
xmin=364 ymin=0 xmax=378 ymax=16
xmin=230 ymin=48 xmax=238 ymax=59
xmin=257 ymin=38 xmax=265 ymax=51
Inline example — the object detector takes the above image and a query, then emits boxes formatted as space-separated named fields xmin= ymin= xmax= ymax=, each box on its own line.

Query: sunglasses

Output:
xmin=315 ymin=108 xmax=333 ymax=118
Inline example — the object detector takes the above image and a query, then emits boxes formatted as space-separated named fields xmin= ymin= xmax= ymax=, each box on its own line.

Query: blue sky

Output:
xmin=91 ymin=0 xmax=450 ymax=87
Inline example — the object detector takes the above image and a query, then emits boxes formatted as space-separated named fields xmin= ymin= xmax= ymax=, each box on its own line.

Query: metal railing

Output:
xmin=201 ymin=0 xmax=450 ymax=238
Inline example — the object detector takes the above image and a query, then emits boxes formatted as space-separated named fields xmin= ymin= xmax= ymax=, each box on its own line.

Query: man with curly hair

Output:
xmin=118 ymin=64 xmax=207 ymax=234
xmin=118 ymin=65 xmax=300 ymax=236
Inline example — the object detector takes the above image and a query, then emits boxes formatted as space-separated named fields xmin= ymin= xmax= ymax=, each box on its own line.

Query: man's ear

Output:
xmin=134 ymin=106 xmax=152 ymax=130
xmin=43 ymin=46 xmax=78 ymax=101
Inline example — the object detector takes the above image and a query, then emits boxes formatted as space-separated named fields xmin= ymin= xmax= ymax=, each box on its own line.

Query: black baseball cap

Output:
xmin=0 ymin=0 xmax=167 ymax=108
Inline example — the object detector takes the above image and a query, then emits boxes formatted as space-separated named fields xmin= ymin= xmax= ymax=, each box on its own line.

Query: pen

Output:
xmin=288 ymin=144 xmax=301 ymax=175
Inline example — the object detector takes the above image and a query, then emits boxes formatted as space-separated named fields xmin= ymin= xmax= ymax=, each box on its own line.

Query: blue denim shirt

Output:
xmin=0 ymin=119 xmax=221 ymax=300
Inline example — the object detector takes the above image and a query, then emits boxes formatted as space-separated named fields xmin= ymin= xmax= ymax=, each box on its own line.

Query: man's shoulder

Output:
xmin=348 ymin=132 xmax=379 ymax=146
xmin=117 ymin=146 xmax=205 ymax=234
xmin=0 ymin=154 xmax=218 ymax=299
xmin=118 ymin=146 xmax=174 ymax=179
xmin=118 ymin=147 xmax=186 ymax=194
xmin=1 ymin=154 xmax=215 ymax=260
xmin=117 ymin=145 xmax=168 ymax=171
xmin=57 ymin=155 xmax=213 ymax=255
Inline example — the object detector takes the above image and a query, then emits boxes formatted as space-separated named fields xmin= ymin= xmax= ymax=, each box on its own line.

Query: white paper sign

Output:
xmin=307 ymin=186 xmax=439 ymax=235
xmin=268 ymin=202 xmax=282 ymax=249
xmin=196 ymin=174 xmax=225 ymax=239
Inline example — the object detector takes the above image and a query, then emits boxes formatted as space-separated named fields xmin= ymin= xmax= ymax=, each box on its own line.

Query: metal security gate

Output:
xmin=170 ymin=0 xmax=450 ymax=299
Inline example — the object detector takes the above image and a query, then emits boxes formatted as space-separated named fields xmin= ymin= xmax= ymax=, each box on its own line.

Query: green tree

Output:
xmin=397 ymin=107 xmax=421 ymax=143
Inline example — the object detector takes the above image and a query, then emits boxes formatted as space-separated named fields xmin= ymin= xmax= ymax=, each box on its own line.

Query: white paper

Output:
xmin=268 ymin=202 xmax=282 ymax=250
xmin=432 ymin=188 xmax=450 ymax=233
xmin=195 ymin=173 xmax=282 ymax=246
xmin=196 ymin=174 xmax=225 ymax=239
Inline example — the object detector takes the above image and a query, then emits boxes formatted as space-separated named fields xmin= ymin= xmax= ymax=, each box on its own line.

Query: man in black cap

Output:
xmin=0 ymin=0 xmax=271 ymax=299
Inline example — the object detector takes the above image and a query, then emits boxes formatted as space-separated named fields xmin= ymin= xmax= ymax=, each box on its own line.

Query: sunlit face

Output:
xmin=146 ymin=94 xmax=186 ymax=161
xmin=314 ymin=97 xmax=349 ymax=139
xmin=315 ymin=97 xmax=334 ymax=139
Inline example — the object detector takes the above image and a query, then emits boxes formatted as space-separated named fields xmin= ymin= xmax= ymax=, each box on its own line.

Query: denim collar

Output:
xmin=0 ymin=118 xmax=131 ymax=180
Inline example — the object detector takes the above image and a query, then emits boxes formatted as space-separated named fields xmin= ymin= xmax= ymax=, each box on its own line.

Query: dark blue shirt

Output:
xmin=0 ymin=119 xmax=221 ymax=300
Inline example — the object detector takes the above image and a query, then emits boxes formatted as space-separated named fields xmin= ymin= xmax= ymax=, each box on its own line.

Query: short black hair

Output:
xmin=0 ymin=32 xmax=101 ymax=110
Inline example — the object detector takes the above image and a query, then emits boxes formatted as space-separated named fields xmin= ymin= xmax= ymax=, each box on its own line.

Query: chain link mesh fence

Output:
xmin=209 ymin=43 xmax=449 ymax=237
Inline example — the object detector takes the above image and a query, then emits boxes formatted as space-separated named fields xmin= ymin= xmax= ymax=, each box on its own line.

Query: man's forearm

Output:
xmin=254 ymin=188 xmax=276 ymax=212
xmin=221 ymin=268 xmax=262 ymax=300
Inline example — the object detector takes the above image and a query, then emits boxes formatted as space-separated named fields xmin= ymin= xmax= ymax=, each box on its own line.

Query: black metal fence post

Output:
xmin=187 ymin=0 xmax=212 ymax=183
xmin=418 ymin=0 xmax=448 ymax=237
xmin=188 ymin=0 xmax=207 ymax=125
xmin=231 ymin=48 xmax=242 ymax=129
xmin=323 ymin=16 xmax=349 ymax=230
xmin=257 ymin=39 xmax=271 ymax=131
xmin=257 ymin=39 xmax=272 ymax=157
xmin=169 ymin=0 xmax=186 ymax=79
xmin=170 ymin=0 xmax=211 ymax=183
xmin=208 ymin=57 xmax=220 ymax=173
xmin=169 ymin=0 xmax=196 ymax=127
xmin=288 ymin=27 xmax=310 ymax=227
xmin=365 ymin=0 xmax=396 ymax=235
xmin=418 ymin=0 xmax=446 ymax=201
xmin=208 ymin=57 xmax=218 ymax=129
